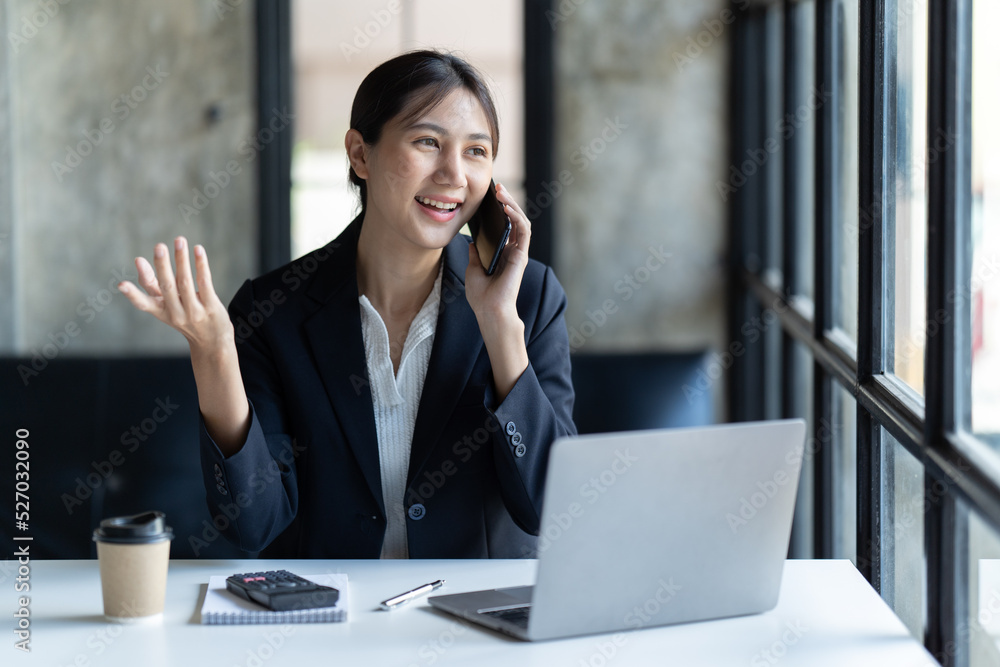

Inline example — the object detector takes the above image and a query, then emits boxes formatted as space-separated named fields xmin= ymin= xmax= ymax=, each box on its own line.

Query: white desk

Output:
xmin=4 ymin=559 xmax=936 ymax=666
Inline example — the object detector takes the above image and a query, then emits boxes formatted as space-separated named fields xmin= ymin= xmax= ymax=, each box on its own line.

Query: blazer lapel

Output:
xmin=302 ymin=217 xmax=385 ymax=517
xmin=407 ymin=235 xmax=485 ymax=486
xmin=301 ymin=221 xmax=484 ymax=509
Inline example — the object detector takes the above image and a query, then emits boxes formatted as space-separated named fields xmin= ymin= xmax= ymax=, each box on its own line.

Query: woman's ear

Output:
xmin=345 ymin=129 xmax=370 ymax=180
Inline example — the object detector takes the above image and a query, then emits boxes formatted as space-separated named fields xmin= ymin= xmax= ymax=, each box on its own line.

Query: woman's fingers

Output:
xmin=193 ymin=244 xmax=224 ymax=309
xmin=495 ymin=182 xmax=531 ymax=253
xmin=135 ymin=256 xmax=162 ymax=298
xmin=122 ymin=240 xmax=231 ymax=348
xmin=173 ymin=236 xmax=202 ymax=313
xmin=152 ymin=242 xmax=186 ymax=323
xmin=117 ymin=280 xmax=162 ymax=318
xmin=507 ymin=202 xmax=530 ymax=250
xmin=497 ymin=182 xmax=527 ymax=220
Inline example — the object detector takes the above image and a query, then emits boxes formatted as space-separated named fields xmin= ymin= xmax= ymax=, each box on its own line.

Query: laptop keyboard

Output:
xmin=481 ymin=606 xmax=531 ymax=629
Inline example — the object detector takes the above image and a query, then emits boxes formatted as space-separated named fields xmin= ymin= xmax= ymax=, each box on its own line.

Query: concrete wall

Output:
xmin=0 ymin=0 xmax=729 ymax=360
xmin=552 ymin=0 xmax=729 ymax=353
xmin=0 ymin=0 xmax=257 ymax=357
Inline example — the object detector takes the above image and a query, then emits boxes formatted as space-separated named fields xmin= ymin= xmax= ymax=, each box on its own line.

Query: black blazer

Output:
xmin=199 ymin=216 xmax=576 ymax=558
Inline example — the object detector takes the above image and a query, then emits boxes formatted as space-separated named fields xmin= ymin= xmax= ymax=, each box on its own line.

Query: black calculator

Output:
xmin=225 ymin=570 xmax=340 ymax=612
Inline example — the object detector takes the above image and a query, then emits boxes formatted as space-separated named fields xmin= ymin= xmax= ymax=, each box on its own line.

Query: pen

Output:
xmin=379 ymin=579 xmax=445 ymax=610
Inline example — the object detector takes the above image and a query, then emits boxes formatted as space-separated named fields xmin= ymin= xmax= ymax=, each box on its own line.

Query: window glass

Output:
xmin=835 ymin=0 xmax=860 ymax=342
xmin=970 ymin=0 xmax=1000 ymax=440
xmin=764 ymin=4 xmax=785 ymax=282
xmin=881 ymin=427 xmax=926 ymax=640
xmin=887 ymin=0 xmax=929 ymax=394
xmin=791 ymin=0 xmax=816 ymax=300
xmin=965 ymin=503 xmax=1000 ymax=666
xmin=834 ymin=382 xmax=857 ymax=563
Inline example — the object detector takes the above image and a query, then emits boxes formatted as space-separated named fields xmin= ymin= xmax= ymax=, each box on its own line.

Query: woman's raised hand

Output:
xmin=119 ymin=236 xmax=250 ymax=454
xmin=118 ymin=237 xmax=234 ymax=352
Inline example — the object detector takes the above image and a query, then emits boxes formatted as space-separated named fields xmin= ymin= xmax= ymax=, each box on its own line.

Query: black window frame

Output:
xmin=256 ymin=0 xmax=293 ymax=273
xmin=731 ymin=0 xmax=990 ymax=663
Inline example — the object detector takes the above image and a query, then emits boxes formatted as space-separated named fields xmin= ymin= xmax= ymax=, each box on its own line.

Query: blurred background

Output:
xmin=0 ymin=0 xmax=726 ymax=560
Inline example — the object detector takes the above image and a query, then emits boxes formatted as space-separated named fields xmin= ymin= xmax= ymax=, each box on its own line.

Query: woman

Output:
xmin=119 ymin=50 xmax=576 ymax=558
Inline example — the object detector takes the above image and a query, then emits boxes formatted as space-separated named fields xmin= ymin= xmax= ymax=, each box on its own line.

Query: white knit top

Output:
xmin=358 ymin=260 xmax=443 ymax=559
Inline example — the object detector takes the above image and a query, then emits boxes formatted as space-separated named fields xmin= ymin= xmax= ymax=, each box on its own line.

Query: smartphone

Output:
xmin=467 ymin=180 xmax=512 ymax=275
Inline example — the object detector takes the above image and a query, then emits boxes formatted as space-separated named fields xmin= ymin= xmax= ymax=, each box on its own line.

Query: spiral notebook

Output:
xmin=200 ymin=573 xmax=349 ymax=625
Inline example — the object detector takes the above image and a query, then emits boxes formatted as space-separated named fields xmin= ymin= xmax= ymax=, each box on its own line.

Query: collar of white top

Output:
xmin=357 ymin=259 xmax=444 ymax=404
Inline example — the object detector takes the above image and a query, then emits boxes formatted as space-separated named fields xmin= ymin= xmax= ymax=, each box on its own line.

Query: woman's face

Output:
xmin=354 ymin=87 xmax=495 ymax=251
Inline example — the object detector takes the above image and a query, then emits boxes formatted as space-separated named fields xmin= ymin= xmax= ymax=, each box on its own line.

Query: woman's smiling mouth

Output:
xmin=416 ymin=196 xmax=460 ymax=210
xmin=415 ymin=196 xmax=462 ymax=221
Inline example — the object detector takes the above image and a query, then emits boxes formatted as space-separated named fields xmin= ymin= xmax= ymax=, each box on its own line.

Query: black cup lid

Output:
xmin=92 ymin=511 xmax=174 ymax=544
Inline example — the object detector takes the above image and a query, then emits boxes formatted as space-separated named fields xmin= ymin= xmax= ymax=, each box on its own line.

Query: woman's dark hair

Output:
xmin=348 ymin=50 xmax=500 ymax=214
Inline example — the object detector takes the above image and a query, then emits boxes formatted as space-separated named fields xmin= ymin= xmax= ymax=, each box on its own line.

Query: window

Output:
xmin=970 ymin=0 xmax=1000 ymax=442
xmin=881 ymin=428 xmax=926 ymax=640
xmin=888 ymin=0 xmax=929 ymax=396
xmin=732 ymin=0 xmax=997 ymax=662
xmin=965 ymin=502 xmax=1000 ymax=666
xmin=764 ymin=5 xmax=784 ymax=284
xmin=833 ymin=382 xmax=856 ymax=563
xmin=834 ymin=0 xmax=859 ymax=344
xmin=788 ymin=0 xmax=816 ymax=301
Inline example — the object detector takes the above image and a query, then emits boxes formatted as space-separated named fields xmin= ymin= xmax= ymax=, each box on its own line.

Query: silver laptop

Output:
xmin=428 ymin=419 xmax=807 ymax=641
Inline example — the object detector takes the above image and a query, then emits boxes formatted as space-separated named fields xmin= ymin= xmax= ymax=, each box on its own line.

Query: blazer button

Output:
xmin=510 ymin=432 xmax=522 ymax=445
xmin=213 ymin=463 xmax=222 ymax=476
xmin=408 ymin=503 xmax=426 ymax=521
xmin=505 ymin=420 xmax=517 ymax=435
xmin=216 ymin=483 xmax=228 ymax=496
xmin=514 ymin=443 xmax=527 ymax=458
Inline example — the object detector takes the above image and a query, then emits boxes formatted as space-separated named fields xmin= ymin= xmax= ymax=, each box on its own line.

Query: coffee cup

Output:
xmin=93 ymin=511 xmax=173 ymax=622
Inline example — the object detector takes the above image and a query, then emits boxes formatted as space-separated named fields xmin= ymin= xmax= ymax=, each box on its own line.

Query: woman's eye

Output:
xmin=469 ymin=146 xmax=488 ymax=157
xmin=416 ymin=137 xmax=438 ymax=148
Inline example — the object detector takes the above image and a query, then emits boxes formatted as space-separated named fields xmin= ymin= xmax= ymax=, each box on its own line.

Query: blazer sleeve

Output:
xmin=198 ymin=279 xmax=299 ymax=553
xmin=484 ymin=265 xmax=577 ymax=535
